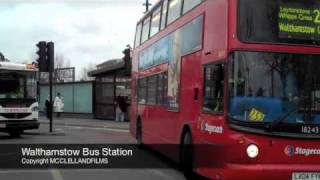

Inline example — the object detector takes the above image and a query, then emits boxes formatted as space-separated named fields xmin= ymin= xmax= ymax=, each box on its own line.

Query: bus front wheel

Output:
xmin=180 ymin=131 xmax=194 ymax=179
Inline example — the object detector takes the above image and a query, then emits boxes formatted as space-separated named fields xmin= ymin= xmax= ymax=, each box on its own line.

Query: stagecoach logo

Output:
xmin=284 ymin=145 xmax=295 ymax=157
xmin=200 ymin=121 xmax=223 ymax=134
xmin=284 ymin=145 xmax=320 ymax=157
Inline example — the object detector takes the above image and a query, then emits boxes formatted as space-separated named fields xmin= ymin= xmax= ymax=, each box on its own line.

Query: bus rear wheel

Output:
xmin=180 ymin=131 xmax=194 ymax=179
xmin=136 ymin=119 xmax=142 ymax=145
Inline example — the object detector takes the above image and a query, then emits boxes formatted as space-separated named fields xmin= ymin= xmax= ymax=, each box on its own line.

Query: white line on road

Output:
xmin=0 ymin=169 xmax=118 ymax=174
xmin=0 ymin=169 xmax=184 ymax=180
xmin=50 ymin=169 xmax=64 ymax=180
xmin=0 ymin=170 xmax=46 ymax=174
xmin=41 ymin=123 xmax=129 ymax=133
xmin=146 ymin=169 xmax=184 ymax=180
xmin=64 ymin=126 xmax=129 ymax=133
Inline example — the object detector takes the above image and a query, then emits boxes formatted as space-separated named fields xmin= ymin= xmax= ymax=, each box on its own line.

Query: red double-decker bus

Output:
xmin=131 ymin=0 xmax=320 ymax=179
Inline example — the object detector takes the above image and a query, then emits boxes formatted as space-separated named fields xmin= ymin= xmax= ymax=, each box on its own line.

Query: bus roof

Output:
xmin=0 ymin=62 xmax=37 ymax=72
xmin=137 ymin=0 xmax=162 ymax=24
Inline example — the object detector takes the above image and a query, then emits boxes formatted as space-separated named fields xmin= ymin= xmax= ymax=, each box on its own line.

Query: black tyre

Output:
xmin=180 ymin=131 xmax=195 ymax=179
xmin=136 ymin=119 xmax=142 ymax=145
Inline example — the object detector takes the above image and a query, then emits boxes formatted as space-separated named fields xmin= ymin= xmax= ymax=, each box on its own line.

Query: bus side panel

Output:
xmin=202 ymin=0 xmax=229 ymax=65
xmin=178 ymin=52 xmax=203 ymax=141
xmin=193 ymin=0 xmax=229 ymax=178
xmin=130 ymin=75 xmax=138 ymax=138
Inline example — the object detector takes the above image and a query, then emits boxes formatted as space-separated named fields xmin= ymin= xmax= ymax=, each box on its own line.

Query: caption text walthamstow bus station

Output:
xmin=0 ymin=0 xmax=320 ymax=180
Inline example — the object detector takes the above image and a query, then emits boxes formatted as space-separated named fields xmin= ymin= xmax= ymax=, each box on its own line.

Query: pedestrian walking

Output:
xmin=53 ymin=93 xmax=64 ymax=118
xmin=115 ymin=96 xmax=126 ymax=122
xmin=45 ymin=96 xmax=51 ymax=119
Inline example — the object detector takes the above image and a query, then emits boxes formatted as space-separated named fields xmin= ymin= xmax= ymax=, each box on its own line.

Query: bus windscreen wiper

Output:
xmin=265 ymin=107 xmax=298 ymax=132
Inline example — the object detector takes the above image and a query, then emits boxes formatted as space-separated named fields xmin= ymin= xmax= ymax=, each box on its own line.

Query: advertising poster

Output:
xmin=168 ymin=30 xmax=182 ymax=110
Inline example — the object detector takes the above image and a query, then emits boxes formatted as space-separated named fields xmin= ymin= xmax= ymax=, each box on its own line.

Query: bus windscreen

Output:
xmin=0 ymin=71 xmax=36 ymax=99
xmin=238 ymin=0 xmax=320 ymax=46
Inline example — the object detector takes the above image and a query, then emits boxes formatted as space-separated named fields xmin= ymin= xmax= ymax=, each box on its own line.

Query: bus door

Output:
xmin=179 ymin=54 xmax=202 ymax=142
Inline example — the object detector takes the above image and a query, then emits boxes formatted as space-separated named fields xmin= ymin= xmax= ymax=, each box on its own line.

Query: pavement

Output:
xmin=38 ymin=116 xmax=129 ymax=131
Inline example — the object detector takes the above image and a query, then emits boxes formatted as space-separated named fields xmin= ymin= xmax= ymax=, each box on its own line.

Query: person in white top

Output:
xmin=54 ymin=93 xmax=64 ymax=118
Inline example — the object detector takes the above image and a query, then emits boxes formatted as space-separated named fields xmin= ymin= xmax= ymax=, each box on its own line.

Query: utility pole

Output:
xmin=143 ymin=0 xmax=152 ymax=13
xmin=47 ymin=42 xmax=55 ymax=133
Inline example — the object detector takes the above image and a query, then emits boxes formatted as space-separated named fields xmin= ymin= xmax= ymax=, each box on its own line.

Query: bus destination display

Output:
xmin=279 ymin=3 xmax=320 ymax=41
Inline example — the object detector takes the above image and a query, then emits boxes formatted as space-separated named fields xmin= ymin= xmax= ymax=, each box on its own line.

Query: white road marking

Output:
xmin=146 ymin=169 xmax=183 ymax=180
xmin=64 ymin=126 xmax=129 ymax=133
xmin=50 ymin=169 xmax=64 ymax=180
xmin=0 ymin=169 xmax=184 ymax=180
xmin=0 ymin=169 xmax=115 ymax=174
xmin=41 ymin=124 xmax=129 ymax=133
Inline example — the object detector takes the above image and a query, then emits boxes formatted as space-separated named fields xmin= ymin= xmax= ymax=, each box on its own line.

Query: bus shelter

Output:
xmin=88 ymin=59 xmax=131 ymax=120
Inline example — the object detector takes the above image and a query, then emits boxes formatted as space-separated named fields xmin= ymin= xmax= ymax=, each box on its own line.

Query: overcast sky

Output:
xmin=0 ymin=0 xmax=158 ymax=78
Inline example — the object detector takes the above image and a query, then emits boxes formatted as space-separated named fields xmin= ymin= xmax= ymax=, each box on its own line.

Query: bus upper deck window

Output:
xmin=167 ymin=0 xmax=182 ymax=25
xmin=160 ymin=0 xmax=168 ymax=30
xmin=150 ymin=6 xmax=162 ymax=37
xmin=141 ymin=16 xmax=151 ymax=43
xmin=134 ymin=23 xmax=142 ymax=48
xmin=182 ymin=0 xmax=202 ymax=14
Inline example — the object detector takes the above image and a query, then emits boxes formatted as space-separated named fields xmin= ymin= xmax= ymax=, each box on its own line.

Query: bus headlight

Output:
xmin=246 ymin=144 xmax=259 ymax=158
xmin=31 ymin=106 xmax=39 ymax=112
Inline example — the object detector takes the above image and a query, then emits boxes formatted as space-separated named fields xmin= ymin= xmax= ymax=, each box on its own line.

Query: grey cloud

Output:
xmin=0 ymin=0 xmax=153 ymax=78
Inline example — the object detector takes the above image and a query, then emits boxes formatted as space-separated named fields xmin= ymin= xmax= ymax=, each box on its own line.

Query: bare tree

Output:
xmin=0 ymin=52 xmax=9 ymax=62
xmin=0 ymin=52 xmax=5 ymax=61
xmin=35 ymin=51 xmax=74 ymax=83
xmin=54 ymin=53 xmax=72 ymax=83
xmin=79 ymin=63 xmax=96 ymax=81
xmin=55 ymin=53 xmax=71 ymax=69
